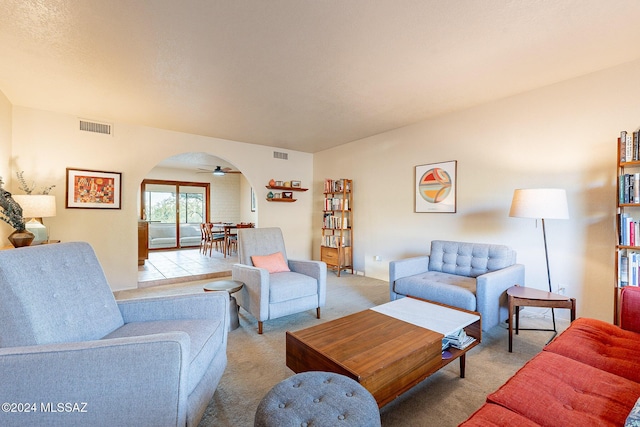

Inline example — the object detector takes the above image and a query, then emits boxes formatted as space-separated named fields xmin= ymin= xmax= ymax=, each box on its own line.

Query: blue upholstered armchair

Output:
xmin=232 ymin=227 xmax=327 ymax=334
xmin=389 ymin=240 xmax=525 ymax=331
xmin=0 ymin=242 xmax=229 ymax=427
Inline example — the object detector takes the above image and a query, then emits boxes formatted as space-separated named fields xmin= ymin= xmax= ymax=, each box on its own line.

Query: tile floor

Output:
xmin=138 ymin=247 xmax=237 ymax=288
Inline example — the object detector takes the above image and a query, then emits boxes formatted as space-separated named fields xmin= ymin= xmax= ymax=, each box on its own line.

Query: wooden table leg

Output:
xmin=508 ymin=294 xmax=514 ymax=353
xmin=570 ymin=298 xmax=576 ymax=322
xmin=459 ymin=353 xmax=466 ymax=378
xmin=223 ymin=228 xmax=229 ymax=258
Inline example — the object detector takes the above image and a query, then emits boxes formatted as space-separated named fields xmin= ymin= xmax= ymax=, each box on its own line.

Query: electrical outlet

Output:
xmin=374 ymin=255 xmax=381 ymax=261
xmin=557 ymin=286 xmax=566 ymax=295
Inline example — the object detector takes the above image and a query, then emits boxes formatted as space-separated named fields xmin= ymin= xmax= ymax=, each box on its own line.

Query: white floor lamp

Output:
xmin=509 ymin=188 xmax=569 ymax=331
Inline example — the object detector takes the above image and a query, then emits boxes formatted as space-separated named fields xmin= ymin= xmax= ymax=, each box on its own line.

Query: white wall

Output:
xmin=10 ymin=107 xmax=314 ymax=290
xmin=239 ymin=177 xmax=259 ymax=225
xmin=0 ymin=90 xmax=12 ymax=243
xmin=314 ymin=58 xmax=640 ymax=322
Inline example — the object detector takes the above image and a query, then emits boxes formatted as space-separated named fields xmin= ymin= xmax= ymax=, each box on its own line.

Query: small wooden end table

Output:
xmin=507 ymin=285 xmax=576 ymax=352
xmin=204 ymin=279 xmax=244 ymax=330
xmin=1 ymin=240 xmax=61 ymax=250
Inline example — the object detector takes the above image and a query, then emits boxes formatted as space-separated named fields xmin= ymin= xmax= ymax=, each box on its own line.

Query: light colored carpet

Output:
xmin=116 ymin=274 xmax=568 ymax=427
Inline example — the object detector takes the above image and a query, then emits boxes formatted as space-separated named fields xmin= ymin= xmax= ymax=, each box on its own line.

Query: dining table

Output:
xmin=211 ymin=223 xmax=238 ymax=258
xmin=211 ymin=222 xmax=255 ymax=257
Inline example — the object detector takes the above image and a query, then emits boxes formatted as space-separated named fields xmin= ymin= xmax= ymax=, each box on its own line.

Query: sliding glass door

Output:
xmin=142 ymin=180 xmax=210 ymax=250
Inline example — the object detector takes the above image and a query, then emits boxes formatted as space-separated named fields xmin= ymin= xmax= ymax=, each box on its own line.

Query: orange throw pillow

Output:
xmin=251 ymin=252 xmax=290 ymax=273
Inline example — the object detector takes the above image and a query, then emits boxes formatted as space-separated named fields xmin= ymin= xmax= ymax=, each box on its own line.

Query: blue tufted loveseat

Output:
xmin=389 ymin=240 xmax=524 ymax=331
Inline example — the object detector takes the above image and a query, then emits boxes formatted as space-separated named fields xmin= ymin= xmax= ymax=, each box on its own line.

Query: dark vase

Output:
xmin=8 ymin=229 xmax=35 ymax=248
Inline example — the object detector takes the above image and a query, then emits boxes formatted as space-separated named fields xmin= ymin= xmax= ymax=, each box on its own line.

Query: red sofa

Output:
xmin=460 ymin=286 xmax=640 ymax=427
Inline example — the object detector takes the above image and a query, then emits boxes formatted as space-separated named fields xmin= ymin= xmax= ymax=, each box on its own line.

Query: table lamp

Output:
xmin=12 ymin=195 xmax=57 ymax=245
xmin=509 ymin=188 xmax=569 ymax=329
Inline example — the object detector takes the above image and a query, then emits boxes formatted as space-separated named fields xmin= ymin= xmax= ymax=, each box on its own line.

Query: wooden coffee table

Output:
xmin=286 ymin=297 xmax=481 ymax=407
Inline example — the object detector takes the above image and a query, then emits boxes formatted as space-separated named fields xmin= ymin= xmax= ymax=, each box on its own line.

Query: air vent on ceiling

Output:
xmin=79 ymin=119 xmax=112 ymax=135
xmin=273 ymin=151 xmax=288 ymax=160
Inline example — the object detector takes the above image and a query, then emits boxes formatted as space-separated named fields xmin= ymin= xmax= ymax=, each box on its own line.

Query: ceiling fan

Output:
xmin=196 ymin=166 xmax=241 ymax=176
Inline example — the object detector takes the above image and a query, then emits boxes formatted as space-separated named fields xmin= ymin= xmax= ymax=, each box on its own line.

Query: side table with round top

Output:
xmin=507 ymin=285 xmax=576 ymax=352
xmin=204 ymin=279 xmax=244 ymax=330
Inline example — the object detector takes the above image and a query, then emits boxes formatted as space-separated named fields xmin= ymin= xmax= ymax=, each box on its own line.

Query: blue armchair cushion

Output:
xmin=0 ymin=242 xmax=124 ymax=347
xmin=394 ymin=271 xmax=476 ymax=311
xmin=269 ymin=271 xmax=319 ymax=303
xmin=103 ymin=318 xmax=225 ymax=396
xmin=428 ymin=240 xmax=516 ymax=277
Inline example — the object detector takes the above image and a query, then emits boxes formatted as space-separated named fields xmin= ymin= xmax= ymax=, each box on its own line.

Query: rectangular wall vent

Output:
xmin=79 ymin=120 xmax=112 ymax=135
xmin=273 ymin=151 xmax=288 ymax=160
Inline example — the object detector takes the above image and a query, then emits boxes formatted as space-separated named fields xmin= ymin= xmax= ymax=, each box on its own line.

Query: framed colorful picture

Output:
xmin=66 ymin=168 xmax=122 ymax=209
xmin=415 ymin=160 xmax=457 ymax=213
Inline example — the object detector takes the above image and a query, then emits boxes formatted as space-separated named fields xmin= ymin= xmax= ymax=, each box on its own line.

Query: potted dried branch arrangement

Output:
xmin=0 ymin=177 xmax=34 ymax=247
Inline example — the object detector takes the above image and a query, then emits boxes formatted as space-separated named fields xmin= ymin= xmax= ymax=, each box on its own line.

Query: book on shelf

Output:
xmin=322 ymin=234 xmax=350 ymax=248
xmin=324 ymin=197 xmax=349 ymax=211
xmin=324 ymin=179 xmax=351 ymax=193
xmin=618 ymin=249 xmax=640 ymax=287
xmin=323 ymin=214 xmax=349 ymax=229
xmin=619 ymin=173 xmax=640 ymax=204
xmin=619 ymin=213 xmax=640 ymax=246
xmin=619 ymin=130 xmax=640 ymax=162
xmin=620 ymin=252 xmax=629 ymax=287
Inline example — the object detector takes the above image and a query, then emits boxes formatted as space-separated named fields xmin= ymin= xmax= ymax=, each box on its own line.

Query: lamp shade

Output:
xmin=509 ymin=188 xmax=569 ymax=219
xmin=12 ymin=195 xmax=57 ymax=218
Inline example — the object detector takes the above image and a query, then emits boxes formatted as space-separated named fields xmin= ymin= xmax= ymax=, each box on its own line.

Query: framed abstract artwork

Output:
xmin=415 ymin=160 xmax=457 ymax=213
xmin=66 ymin=168 xmax=122 ymax=209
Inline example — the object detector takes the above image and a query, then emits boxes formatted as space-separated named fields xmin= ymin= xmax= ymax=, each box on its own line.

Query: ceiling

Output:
xmin=156 ymin=152 xmax=237 ymax=172
xmin=2 ymin=1 xmax=640 ymax=154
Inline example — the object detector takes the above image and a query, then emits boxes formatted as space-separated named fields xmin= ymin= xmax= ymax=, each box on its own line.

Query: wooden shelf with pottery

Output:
xmin=265 ymin=185 xmax=308 ymax=191
xmin=266 ymin=197 xmax=297 ymax=202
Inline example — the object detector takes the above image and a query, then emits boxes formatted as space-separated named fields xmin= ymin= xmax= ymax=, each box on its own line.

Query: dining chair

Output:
xmin=205 ymin=223 xmax=225 ymax=256
xmin=199 ymin=223 xmax=208 ymax=254
xmin=227 ymin=223 xmax=254 ymax=255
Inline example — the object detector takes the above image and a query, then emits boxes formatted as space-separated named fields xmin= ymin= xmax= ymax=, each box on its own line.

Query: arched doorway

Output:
xmin=137 ymin=152 xmax=257 ymax=287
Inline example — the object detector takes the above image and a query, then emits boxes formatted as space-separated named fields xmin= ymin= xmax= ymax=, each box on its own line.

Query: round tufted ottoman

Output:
xmin=254 ymin=371 xmax=381 ymax=427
